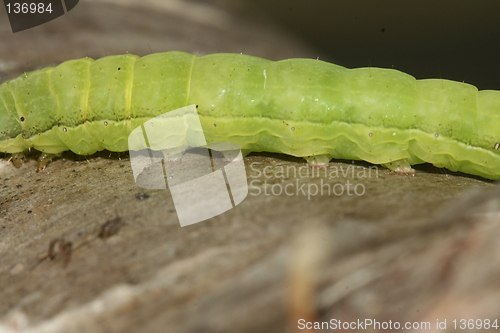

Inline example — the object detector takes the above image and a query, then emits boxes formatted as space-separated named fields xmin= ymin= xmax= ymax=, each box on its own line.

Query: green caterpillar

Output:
xmin=1 ymin=51 xmax=500 ymax=179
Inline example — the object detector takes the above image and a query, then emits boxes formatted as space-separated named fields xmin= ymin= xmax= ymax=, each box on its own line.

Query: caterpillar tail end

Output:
xmin=382 ymin=159 xmax=416 ymax=175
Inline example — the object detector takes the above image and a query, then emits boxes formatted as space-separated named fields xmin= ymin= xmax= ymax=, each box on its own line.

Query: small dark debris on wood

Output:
xmin=135 ymin=192 xmax=150 ymax=200
xmin=48 ymin=238 xmax=73 ymax=265
xmin=98 ymin=217 xmax=122 ymax=239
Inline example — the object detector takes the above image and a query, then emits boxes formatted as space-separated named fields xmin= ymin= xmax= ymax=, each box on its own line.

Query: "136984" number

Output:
xmin=452 ymin=319 xmax=499 ymax=330
xmin=5 ymin=2 xmax=53 ymax=14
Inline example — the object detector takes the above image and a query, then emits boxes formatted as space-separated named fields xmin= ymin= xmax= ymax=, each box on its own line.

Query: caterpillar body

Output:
xmin=1 ymin=51 xmax=500 ymax=179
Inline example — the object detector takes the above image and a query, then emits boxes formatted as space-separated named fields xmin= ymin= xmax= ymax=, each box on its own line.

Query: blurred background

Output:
xmin=244 ymin=0 xmax=500 ymax=90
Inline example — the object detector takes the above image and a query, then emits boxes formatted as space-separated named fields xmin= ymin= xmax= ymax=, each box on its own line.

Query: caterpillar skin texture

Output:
xmin=1 ymin=51 xmax=500 ymax=179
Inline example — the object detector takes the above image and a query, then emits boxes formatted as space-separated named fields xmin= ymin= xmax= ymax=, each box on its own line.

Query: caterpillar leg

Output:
xmin=207 ymin=143 xmax=248 ymax=162
xmin=218 ymin=147 xmax=248 ymax=162
xmin=37 ymin=153 xmax=61 ymax=171
xmin=161 ymin=148 xmax=186 ymax=162
xmin=382 ymin=159 xmax=415 ymax=175
xmin=9 ymin=153 xmax=26 ymax=168
xmin=304 ymin=154 xmax=332 ymax=166
xmin=240 ymin=149 xmax=252 ymax=158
